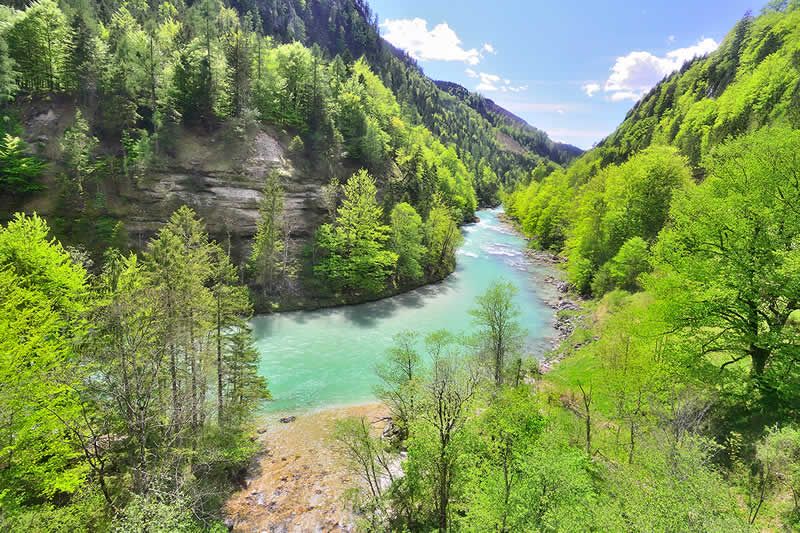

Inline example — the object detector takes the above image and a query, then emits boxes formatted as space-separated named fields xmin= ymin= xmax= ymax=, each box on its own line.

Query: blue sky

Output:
xmin=368 ymin=0 xmax=758 ymax=149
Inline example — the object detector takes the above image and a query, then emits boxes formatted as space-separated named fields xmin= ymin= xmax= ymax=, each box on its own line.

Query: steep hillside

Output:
xmin=0 ymin=0 xmax=495 ymax=309
xmin=256 ymin=0 xmax=572 ymax=185
xmin=506 ymin=2 xmax=800 ymax=293
xmin=595 ymin=6 xmax=800 ymax=170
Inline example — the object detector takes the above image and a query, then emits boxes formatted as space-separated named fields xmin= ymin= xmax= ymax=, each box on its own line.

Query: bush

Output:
xmin=289 ymin=135 xmax=305 ymax=153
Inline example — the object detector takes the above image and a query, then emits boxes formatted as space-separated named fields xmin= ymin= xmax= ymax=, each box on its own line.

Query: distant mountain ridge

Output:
xmin=257 ymin=0 xmax=581 ymax=179
xmin=434 ymin=80 xmax=583 ymax=166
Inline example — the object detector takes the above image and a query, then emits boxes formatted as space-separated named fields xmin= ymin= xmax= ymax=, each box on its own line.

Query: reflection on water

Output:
xmin=252 ymin=207 xmax=557 ymax=413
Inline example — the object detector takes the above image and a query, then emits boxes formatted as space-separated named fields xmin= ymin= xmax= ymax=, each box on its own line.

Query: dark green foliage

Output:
xmin=0 ymin=133 xmax=44 ymax=193
xmin=0 ymin=36 xmax=17 ymax=102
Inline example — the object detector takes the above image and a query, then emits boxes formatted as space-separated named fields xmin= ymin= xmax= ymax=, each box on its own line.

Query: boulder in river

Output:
xmin=280 ymin=416 xmax=297 ymax=424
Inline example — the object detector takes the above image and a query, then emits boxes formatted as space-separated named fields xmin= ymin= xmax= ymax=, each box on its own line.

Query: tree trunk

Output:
xmin=579 ymin=382 xmax=592 ymax=455
xmin=217 ymin=294 xmax=224 ymax=424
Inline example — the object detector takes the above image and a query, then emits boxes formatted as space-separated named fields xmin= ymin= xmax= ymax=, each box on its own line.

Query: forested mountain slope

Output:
xmin=498 ymin=5 xmax=800 ymax=527
xmin=596 ymin=5 xmax=800 ymax=169
xmin=434 ymin=79 xmax=583 ymax=166
xmin=249 ymin=0 xmax=577 ymax=184
xmin=0 ymin=0 xmax=575 ymax=311
xmin=507 ymin=2 xmax=800 ymax=292
xmin=497 ymin=5 xmax=800 ymax=530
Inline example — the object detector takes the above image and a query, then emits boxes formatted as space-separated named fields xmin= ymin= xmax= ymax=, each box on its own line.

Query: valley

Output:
xmin=2 ymin=0 xmax=800 ymax=531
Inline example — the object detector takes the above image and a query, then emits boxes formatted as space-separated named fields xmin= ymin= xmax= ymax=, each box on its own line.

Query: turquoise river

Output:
xmin=251 ymin=207 xmax=558 ymax=413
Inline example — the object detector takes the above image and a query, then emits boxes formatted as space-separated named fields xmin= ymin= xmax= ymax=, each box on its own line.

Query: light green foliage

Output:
xmin=0 ymin=36 xmax=17 ymax=101
xmin=458 ymin=388 xmax=546 ymax=532
xmin=602 ymin=435 xmax=747 ymax=532
xmin=249 ymin=170 xmax=285 ymax=294
xmin=404 ymin=346 xmax=483 ymax=532
xmin=4 ymin=487 xmax=109 ymax=532
xmin=5 ymin=0 xmax=69 ymax=92
xmin=422 ymin=195 xmax=463 ymax=277
xmin=373 ymin=330 xmax=424 ymax=436
xmin=566 ymin=146 xmax=690 ymax=294
xmin=469 ymin=279 xmax=525 ymax=386
xmin=389 ymin=202 xmax=426 ymax=281
xmin=60 ymin=110 xmax=99 ymax=194
xmin=0 ymin=214 xmax=88 ymax=514
xmin=0 ymin=133 xmax=44 ymax=194
xmin=288 ymin=134 xmax=304 ymax=153
xmin=592 ymin=236 xmax=651 ymax=296
xmin=111 ymin=493 xmax=212 ymax=533
xmin=755 ymin=426 xmax=800 ymax=517
xmin=314 ymin=169 xmax=397 ymax=294
xmin=649 ymin=127 xmax=800 ymax=400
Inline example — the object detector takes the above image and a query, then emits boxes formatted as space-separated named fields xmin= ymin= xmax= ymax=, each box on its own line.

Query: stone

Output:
xmin=279 ymin=416 xmax=296 ymax=424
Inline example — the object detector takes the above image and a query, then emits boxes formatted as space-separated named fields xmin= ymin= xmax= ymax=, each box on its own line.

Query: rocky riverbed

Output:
xmin=224 ymin=404 xmax=390 ymax=533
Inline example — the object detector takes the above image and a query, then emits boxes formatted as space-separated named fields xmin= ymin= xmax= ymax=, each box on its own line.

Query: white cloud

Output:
xmin=465 ymin=72 xmax=528 ymax=94
xmin=609 ymin=91 xmax=643 ymax=102
xmin=597 ymin=38 xmax=718 ymax=102
xmin=582 ymin=82 xmax=601 ymax=97
xmin=666 ymin=37 xmax=718 ymax=65
xmin=483 ymin=43 xmax=497 ymax=55
xmin=474 ymin=72 xmax=503 ymax=92
xmin=381 ymin=18 xmax=482 ymax=65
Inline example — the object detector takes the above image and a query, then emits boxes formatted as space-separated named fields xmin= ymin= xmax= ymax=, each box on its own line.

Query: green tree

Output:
xmin=0 ymin=36 xmax=18 ymax=101
xmin=422 ymin=195 xmax=463 ymax=277
xmin=649 ymin=127 xmax=800 ymax=404
xmin=0 ymin=213 xmax=89 ymax=512
xmin=222 ymin=321 xmax=271 ymax=426
xmin=314 ymin=169 xmax=397 ymax=294
xmin=406 ymin=348 xmax=482 ymax=532
xmin=0 ymin=134 xmax=44 ymax=194
xmin=209 ymin=244 xmax=255 ymax=424
xmin=6 ymin=0 xmax=70 ymax=93
xmin=374 ymin=330 xmax=424 ymax=437
xmin=592 ymin=236 xmax=651 ymax=296
xmin=222 ymin=28 xmax=251 ymax=117
xmin=249 ymin=170 xmax=285 ymax=295
xmin=389 ymin=202 xmax=426 ymax=281
xmin=60 ymin=109 xmax=98 ymax=195
xmin=469 ymin=279 xmax=525 ymax=387
xmin=458 ymin=388 xmax=547 ymax=532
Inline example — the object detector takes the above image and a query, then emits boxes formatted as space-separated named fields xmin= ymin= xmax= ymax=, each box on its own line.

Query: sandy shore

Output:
xmin=225 ymin=404 xmax=389 ymax=532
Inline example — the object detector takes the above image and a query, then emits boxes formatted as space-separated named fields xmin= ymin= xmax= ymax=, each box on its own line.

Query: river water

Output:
xmin=251 ymin=207 xmax=557 ymax=413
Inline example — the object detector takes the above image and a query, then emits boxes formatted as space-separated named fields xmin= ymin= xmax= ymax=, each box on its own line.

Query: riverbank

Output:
xmin=494 ymin=212 xmax=588 ymax=370
xmin=225 ymin=404 xmax=390 ymax=532
xmin=257 ymin=267 xmax=455 ymax=314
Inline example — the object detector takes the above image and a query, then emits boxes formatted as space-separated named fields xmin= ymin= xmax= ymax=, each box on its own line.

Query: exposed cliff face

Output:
xmin=8 ymin=99 xmax=330 ymax=268
xmin=121 ymin=129 xmax=327 ymax=255
xmin=6 ymin=99 xmax=441 ymax=312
